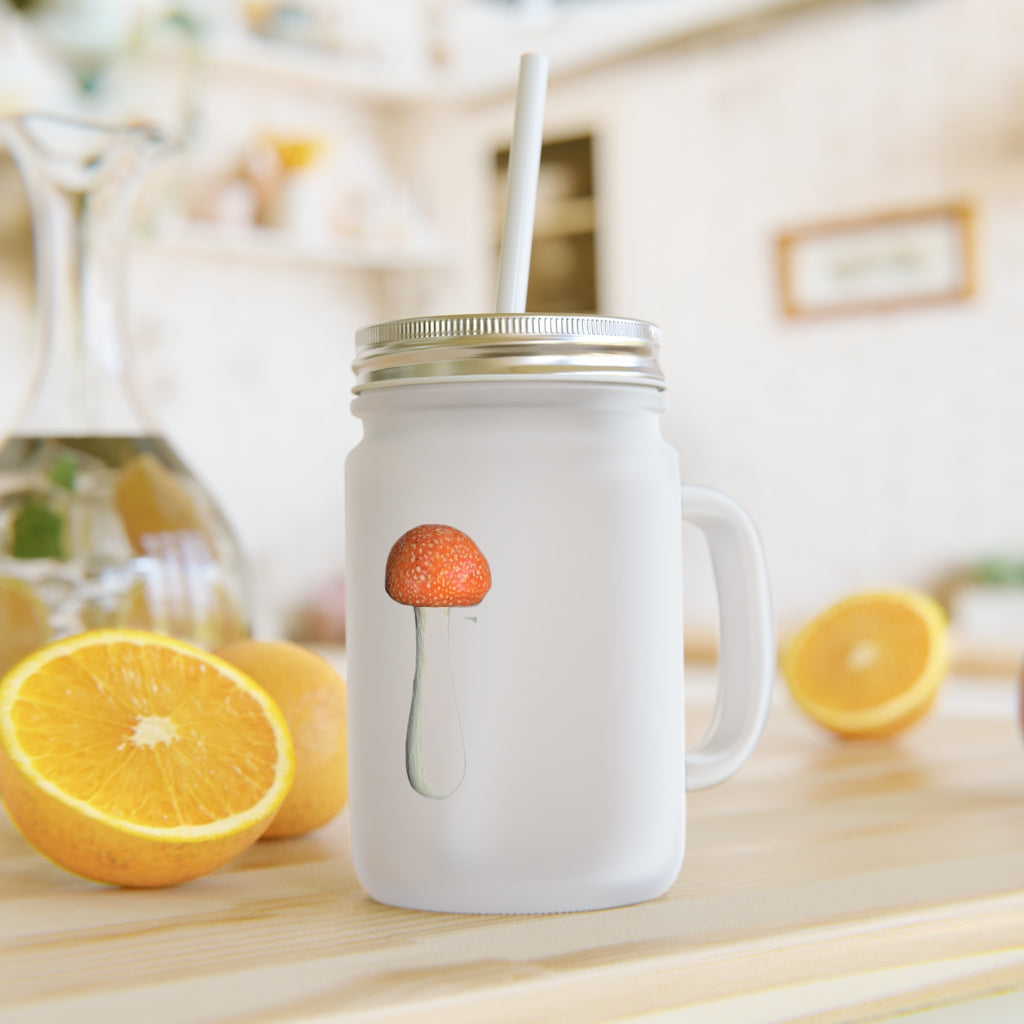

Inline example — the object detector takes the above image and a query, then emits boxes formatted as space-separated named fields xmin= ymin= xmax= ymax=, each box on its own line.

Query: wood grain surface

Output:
xmin=2 ymin=671 xmax=1023 ymax=1024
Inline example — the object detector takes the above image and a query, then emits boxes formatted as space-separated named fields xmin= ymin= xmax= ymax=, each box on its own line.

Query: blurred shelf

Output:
xmin=151 ymin=0 xmax=825 ymax=104
xmin=152 ymin=35 xmax=440 ymax=102
xmin=147 ymin=221 xmax=456 ymax=272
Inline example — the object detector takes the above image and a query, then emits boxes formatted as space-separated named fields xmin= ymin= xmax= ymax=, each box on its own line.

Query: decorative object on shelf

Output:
xmin=189 ymin=134 xmax=285 ymax=229
xmin=0 ymin=113 xmax=250 ymax=674
xmin=183 ymin=126 xmax=448 ymax=261
xmin=289 ymin=571 xmax=346 ymax=645
xmin=242 ymin=1 xmax=339 ymax=53
xmin=776 ymin=202 xmax=975 ymax=319
xmin=259 ymin=130 xmax=332 ymax=237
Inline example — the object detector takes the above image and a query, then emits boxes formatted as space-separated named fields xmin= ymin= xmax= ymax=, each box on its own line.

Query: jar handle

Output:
xmin=681 ymin=483 xmax=774 ymax=790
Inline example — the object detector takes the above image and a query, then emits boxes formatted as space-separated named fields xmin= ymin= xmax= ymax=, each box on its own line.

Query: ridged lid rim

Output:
xmin=352 ymin=313 xmax=664 ymax=392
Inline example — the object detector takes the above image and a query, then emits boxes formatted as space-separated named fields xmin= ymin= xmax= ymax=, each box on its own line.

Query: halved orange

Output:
xmin=782 ymin=590 xmax=949 ymax=738
xmin=0 ymin=630 xmax=294 ymax=887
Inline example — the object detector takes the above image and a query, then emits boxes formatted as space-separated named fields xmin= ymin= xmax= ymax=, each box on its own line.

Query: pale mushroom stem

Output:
xmin=406 ymin=605 xmax=467 ymax=799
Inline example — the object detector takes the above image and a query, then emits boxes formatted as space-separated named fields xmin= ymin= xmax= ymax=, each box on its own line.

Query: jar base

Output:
xmin=355 ymin=858 xmax=683 ymax=916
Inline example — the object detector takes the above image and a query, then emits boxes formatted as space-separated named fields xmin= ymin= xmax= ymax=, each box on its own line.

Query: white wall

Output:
xmin=427 ymin=0 xmax=1024 ymax=640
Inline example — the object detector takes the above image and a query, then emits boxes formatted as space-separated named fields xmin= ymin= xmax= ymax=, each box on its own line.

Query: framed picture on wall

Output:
xmin=776 ymin=203 xmax=975 ymax=318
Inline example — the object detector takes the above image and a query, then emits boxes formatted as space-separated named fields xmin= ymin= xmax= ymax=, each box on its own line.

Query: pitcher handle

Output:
xmin=682 ymin=483 xmax=775 ymax=790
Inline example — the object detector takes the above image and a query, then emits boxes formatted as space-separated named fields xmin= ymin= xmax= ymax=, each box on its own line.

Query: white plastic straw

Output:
xmin=495 ymin=52 xmax=549 ymax=313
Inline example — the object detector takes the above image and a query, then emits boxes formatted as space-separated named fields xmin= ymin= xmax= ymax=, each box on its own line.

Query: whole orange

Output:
xmin=216 ymin=640 xmax=347 ymax=838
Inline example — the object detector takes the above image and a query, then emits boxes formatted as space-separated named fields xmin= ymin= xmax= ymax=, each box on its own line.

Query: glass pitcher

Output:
xmin=0 ymin=113 xmax=249 ymax=674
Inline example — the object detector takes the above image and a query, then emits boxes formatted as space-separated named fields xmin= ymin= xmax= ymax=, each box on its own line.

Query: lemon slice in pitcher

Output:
xmin=0 ymin=577 xmax=50 ymax=677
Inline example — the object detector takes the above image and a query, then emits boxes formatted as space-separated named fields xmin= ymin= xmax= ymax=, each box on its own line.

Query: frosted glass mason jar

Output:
xmin=344 ymin=314 xmax=773 ymax=914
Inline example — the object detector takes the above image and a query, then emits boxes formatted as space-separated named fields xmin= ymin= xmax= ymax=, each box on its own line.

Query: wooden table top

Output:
xmin=3 ymin=670 xmax=1024 ymax=1024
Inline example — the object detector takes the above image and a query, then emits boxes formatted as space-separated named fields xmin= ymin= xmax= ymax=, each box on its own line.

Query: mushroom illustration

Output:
xmin=385 ymin=524 xmax=491 ymax=799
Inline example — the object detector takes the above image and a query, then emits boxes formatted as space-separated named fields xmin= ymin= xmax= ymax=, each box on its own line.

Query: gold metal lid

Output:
xmin=352 ymin=314 xmax=665 ymax=392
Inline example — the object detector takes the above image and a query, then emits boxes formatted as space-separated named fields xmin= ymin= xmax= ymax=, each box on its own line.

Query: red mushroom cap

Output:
xmin=385 ymin=524 xmax=491 ymax=607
